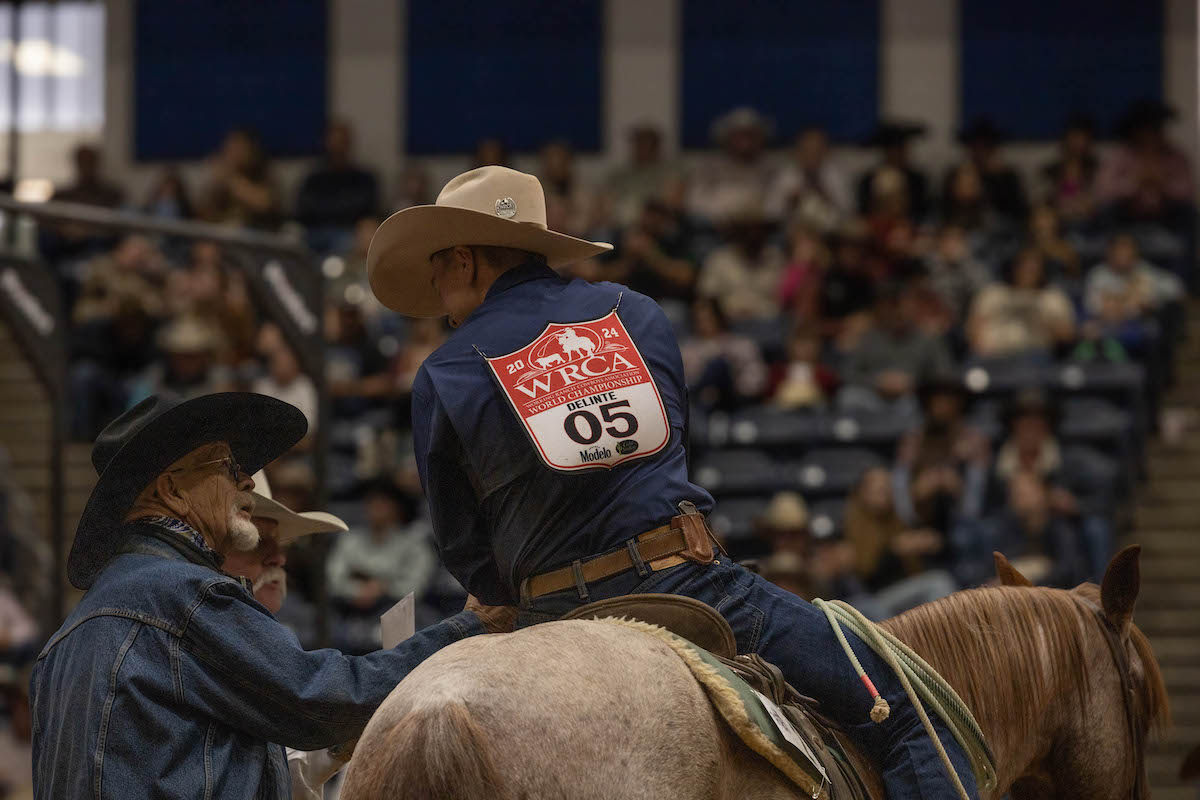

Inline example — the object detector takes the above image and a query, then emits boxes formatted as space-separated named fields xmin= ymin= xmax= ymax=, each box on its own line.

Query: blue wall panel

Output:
xmin=135 ymin=0 xmax=328 ymax=161
xmin=681 ymin=0 xmax=880 ymax=147
xmin=961 ymin=0 xmax=1162 ymax=140
xmin=406 ymin=0 xmax=603 ymax=154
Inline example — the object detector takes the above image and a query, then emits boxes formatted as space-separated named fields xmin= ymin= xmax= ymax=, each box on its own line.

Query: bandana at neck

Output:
xmin=138 ymin=515 xmax=223 ymax=566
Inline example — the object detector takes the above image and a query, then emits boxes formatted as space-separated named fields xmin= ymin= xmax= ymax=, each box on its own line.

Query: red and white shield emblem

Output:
xmin=484 ymin=311 xmax=670 ymax=471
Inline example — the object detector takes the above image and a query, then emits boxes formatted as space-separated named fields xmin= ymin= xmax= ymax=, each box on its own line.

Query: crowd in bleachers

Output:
xmin=34 ymin=96 xmax=1195 ymax=641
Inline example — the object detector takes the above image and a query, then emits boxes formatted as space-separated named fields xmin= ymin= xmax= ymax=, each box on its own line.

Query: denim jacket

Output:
xmin=31 ymin=520 xmax=483 ymax=799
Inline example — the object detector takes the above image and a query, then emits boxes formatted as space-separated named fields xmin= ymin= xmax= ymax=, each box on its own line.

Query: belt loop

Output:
xmin=571 ymin=559 xmax=590 ymax=602
xmin=626 ymin=538 xmax=651 ymax=578
xmin=519 ymin=578 xmax=532 ymax=608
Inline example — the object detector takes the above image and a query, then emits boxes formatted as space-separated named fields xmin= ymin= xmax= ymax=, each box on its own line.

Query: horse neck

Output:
xmin=881 ymin=587 xmax=1094 ymax=792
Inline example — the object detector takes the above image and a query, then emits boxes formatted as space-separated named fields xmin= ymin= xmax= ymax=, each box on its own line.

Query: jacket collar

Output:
xmin=116 ymin=518 xmax=225 ymax=573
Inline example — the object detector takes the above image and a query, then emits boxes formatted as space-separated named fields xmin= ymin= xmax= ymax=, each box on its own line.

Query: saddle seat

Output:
xmin=562 ymin=593 xmax=738 ymax=659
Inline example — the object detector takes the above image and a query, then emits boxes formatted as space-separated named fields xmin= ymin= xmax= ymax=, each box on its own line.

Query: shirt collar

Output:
xmin=484 ymin=260 xmax=560 ymax=302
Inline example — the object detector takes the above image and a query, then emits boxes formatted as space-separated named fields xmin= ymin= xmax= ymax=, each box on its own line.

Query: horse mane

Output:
xmin=881 ymin=584 xmax=1169 ymax=754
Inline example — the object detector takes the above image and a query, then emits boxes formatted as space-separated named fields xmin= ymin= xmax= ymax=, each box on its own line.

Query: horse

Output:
xmin=555 ymin=328 xmax=596 ymax=361
xmin=341 ymin=546 xmax=1168 ymax=800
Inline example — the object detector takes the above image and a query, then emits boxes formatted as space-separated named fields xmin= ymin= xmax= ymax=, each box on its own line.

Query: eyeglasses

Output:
xmin=170 ymin=455 xmax=243 ymax=483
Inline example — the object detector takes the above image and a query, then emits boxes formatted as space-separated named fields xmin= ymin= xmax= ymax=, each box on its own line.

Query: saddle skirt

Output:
xmin=565 ymin=595 xmax=879 ymax=799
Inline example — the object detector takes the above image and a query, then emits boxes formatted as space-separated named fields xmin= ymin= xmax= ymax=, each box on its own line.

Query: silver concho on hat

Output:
xmin=495 ymin=197 xmax=517 ymax=218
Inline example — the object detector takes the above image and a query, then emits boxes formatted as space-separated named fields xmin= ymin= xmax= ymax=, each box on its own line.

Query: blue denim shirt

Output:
xmin=31 ymin=520 xmax=483 ymax=799
xmin=412 ymin=262 xmax=713 ymax=605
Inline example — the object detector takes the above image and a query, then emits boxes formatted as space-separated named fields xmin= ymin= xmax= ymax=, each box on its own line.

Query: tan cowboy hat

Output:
xmin=251 ymin=470 xmax=348 ymax=544
xmin=367 ymin=166 xmax=613 ymax=317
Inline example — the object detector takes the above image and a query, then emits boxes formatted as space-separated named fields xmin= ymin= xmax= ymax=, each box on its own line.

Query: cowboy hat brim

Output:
xmin=69 ymin=393 xmax=308 ymax=589
xmin=251 ymin=493 xmax=348 ymax=543
xmin=367 ymin=205 xmax=613 ymax=317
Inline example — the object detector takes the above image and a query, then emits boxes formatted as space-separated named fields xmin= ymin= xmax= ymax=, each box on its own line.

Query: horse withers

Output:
xmin=341 ymin=546 xmax=1167 ymax=800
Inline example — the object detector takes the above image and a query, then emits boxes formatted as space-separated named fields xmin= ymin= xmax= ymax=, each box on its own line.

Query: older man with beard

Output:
xmin=31 ymin=393 xmax=515 ymax=800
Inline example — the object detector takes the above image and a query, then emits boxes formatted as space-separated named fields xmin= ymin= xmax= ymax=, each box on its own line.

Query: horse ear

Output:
xmin=1180 ymin=743 xmax=1200 ymax=781
xmin=1101 ymin=544 xmax=1141 ymax=634
xmin=993 ymin=552 xmax=1033 ymax=587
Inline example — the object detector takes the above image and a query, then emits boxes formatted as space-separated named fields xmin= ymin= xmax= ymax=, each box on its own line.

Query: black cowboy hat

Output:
xmin=957 ymin=116 xmax=1008 ymax=145
xmin=1114 ymin=98 xmax=1176 ymax=139
xmin=68 ymin=393 xmax=308 ymax=589
xmin=862 ymin=121 xmax=926 ymax=148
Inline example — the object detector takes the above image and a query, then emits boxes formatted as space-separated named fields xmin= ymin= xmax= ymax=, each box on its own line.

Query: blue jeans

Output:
xmin=519 ymin=559 xmax=979 ymax=800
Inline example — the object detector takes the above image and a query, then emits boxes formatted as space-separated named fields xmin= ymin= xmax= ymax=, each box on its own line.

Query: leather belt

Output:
xmin=521 ymin=509 xmax=721 ymax=604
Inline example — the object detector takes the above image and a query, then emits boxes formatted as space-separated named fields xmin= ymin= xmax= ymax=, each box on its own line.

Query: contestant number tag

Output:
xmin=484 ymin=311 xmax=670 ymax=471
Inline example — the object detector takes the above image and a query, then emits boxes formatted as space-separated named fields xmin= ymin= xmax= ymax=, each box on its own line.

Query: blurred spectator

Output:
xmin=1085 ymin=232 xmax=1184 ymax=324
xmin=777 ymin=224 xmax=830 ymax=319
xmin=325 ymin=216 xmax=382 ymax=312
xmin=688 ymin=107 xmax=775 ymax=225
xmin=818 ymin=220 xmax=876 ymax=348
xmin=295 ymin=120 xmax=381 ymax=253
xmin=252 ymin=331 xmax=318 ymax=432
xmin=165 ymin=242 xmax=259 ymax=364
xmin=199 ymin=128 xmax=282 ymax=229
xmin=838 ymin=282 xmax=954 ymax=416
xmin=127 ymin=315 xmax=234 ymax=405
xmin=43 ymin=144 xmax=125 ymax=257
xmin=893 ymin=376 xmax=990 ymax=533
xmin=608 ymin=198 xmax=697 ymax=304
xmin=69 ymin=293 xmax=160 ymax=439
xmin=606 ymin=124 xmax=679 ymax=228
xmin=472 ymin=137 xmax=509 ymax=169
xmin=923 ymin=224 xmax=990 ymax=326
xmin=325 ymin=302 xmax=391 ymax=420
xmin=994 ymin=390 xmax=1063 ymax=488
xmin=1041 ymin=113 xmax=1099 ymax=225
xmin=950 ymin=117 xmax=1028 ymax=224
xmin=977 ymin=471 xmax=1087 ymax=588
xmin=697 ymin=205 xmax=785 ymax=322
xmin=680 ymin=297 xmax=767 ymax=411
xmin=1096 ymin=99 xmax=1194 ymax=226
xmin=844 ymin=467 xmax=957 ymax=617
xmin=967 ymin=248 xmax=1076 ymax=359
xmin=764 ymin=126 xmax=852 ymax=231
xmin=51 ymin=144 xmax=123 ymax=209
xmin=755 ymin=491 xmax=810 ymax=559
xmin=1028 ymin=205 xmax=1082 ymax=285
xmin=393 ymin=166 xmax=433 ymax=211
xmin=539 ymin=140 xmax=597 ymax=237
xmin=768 ymin=323 xmax=834 ymax=410
xmin=857 ymin=121 xmax=929 ymax=223
xmin=940 ymin=162 xmax=989 ymax=231
xmin=141 ymin=168 xmax=195 ymax=220
xmin=72 ymin=235 xmax=167 ymax=325
xmin=326 ymin=480 xmax=436 ymax=618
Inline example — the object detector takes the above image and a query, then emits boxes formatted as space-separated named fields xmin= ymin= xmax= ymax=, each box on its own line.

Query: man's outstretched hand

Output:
xmin=465 ymin=595 xmax=518 ymax=634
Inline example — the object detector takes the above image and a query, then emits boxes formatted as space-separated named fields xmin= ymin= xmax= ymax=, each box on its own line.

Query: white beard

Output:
xmin=227 ymin=505 xmax=260 ymax=551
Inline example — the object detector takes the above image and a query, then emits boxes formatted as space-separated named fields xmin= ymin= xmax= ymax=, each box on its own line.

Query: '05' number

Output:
xmin=563 ymin=400 xmax=639 ymax=445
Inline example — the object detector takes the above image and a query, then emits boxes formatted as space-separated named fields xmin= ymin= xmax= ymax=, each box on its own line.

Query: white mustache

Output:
xmin=232 ymin=492 xmax=255 ymax=514
xmin=253 ymin=566 xmax=287 ymax=594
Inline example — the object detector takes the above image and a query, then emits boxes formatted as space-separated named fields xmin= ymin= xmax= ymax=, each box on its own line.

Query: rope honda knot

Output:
xmin=870 ymin=695 xmax=891 ymax=723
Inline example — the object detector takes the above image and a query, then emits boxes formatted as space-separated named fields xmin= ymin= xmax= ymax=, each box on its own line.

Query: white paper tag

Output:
xmin=380 ymin=593 xmax=415 ymax=649
xmin=750 ymin=688 xmax=829 ymax=782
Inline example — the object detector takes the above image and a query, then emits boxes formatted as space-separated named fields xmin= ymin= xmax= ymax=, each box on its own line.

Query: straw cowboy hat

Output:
xmin=250 ymin=470 xmax=347 ymax=544
xmin=367 ymin=166 xmax=613 ymax=317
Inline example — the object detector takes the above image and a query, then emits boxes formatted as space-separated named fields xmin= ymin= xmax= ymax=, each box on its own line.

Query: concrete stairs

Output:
xmin=1139 ymin=302 xmax=1200 ymax=798
xmin=0 ymin=323 xmax=92 ymax=617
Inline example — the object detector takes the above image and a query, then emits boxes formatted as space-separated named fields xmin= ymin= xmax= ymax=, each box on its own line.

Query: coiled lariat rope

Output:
xmin=813 ymin=599 xmax=997 ymax=799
